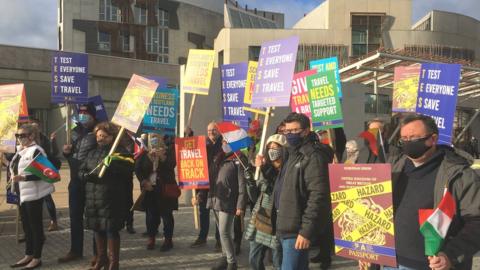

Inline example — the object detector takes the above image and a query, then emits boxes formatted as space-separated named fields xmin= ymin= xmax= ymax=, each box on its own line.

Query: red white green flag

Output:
xmin=418 ymin=188 xmax=456 ymax=256
xmin=24 ymin=154 xmax=61 ymax=183
xmin=359 ymin=128 xmax=379 ymax=156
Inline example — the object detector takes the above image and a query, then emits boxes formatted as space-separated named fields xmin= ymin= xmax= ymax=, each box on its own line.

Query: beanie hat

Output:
xmin=266 ymin=134 xmax=287 ymax=147
xmin=78 ymin=102 xmax=96 ymax=119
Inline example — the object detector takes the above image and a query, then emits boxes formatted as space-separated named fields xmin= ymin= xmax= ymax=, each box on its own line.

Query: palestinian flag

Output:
xmin=359 ymin=128 xmax=379 ymax=156
xmin=419 ymin=188 xmax=456 ymax=256
xmin=24 ymin=154 xmax=61 ymax=183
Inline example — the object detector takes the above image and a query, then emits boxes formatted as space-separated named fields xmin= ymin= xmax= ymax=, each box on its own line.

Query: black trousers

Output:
xmin=68 ymin=179 xmax=85 ymax=255
xmin=20 ymin=198 xmax=45 ymax=258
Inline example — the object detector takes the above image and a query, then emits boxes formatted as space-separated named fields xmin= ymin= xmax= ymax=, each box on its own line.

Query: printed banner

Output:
xmin=111 ymin=74 xmax=158 ymax=133
xmin=143 ymin=88 xmax=179 ymax=135
xmin=243 ymin=61 xmax=258 ymax=105
xmin=251 ymin=36 xmax=299 ymax=108
xmin=310 ymin=56 xmax=343 ymax=97
xmin=19 ymin=87 xmax=29 ymax=122
xmin=416 ymin=63 xmax=461 ymax=145
xmin=0 ymin=84 xmax=24 ymax=153
xmin=392 ymin=66 xmax=421 ymax=113
xmin=89 ymin=95 xmax=109 ymax=122
xmin=290 ymin=69 xmax=317 ymax=120
xmin=183 ymin=49 xmax=215 ymax=95
xmin=221 ymin=63 xmax=251 ymax=130
xmin=175 ymin=136 xmax=209 ymax=190
xmin=307 ymin=71 xmax=344 ymax=130
xmin=329 ymin=164 xmax=397 ymax=267
xmin=51 ymin=51 xmax=89 ymax=104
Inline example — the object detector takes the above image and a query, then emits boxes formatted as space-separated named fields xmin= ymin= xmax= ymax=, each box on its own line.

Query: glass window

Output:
xmin=365 ymin=93 xmax=391 ymax=114
xmin=98 ymin=31 xmax=111 ymax=51
xmin=158 ymin=9 xmax=169 ymax=27
xmin=135 ymin=6 xmax=147 ymax=25
xmin=99 ymin=0 xmax=119 ymax=22
xmin=351 ymin=14 xmax=383 ymax=57
xmin=146 ymin=26 xmax=169 ymax=63
xmin=121 ymin=31 xmax=130 ymax=52
xmin=248 ymin=46 xmax=261 ymax=61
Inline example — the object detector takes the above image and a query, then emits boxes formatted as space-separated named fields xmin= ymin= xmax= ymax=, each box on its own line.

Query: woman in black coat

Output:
xmin=79 ymin=122 xmax=134 ymax=270
xmin=135 ymin=134 xmax=179 ymax=251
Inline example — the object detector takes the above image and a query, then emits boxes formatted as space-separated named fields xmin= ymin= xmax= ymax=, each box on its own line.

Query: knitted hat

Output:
xmin=78 ymin=102 xmax=96 ymax=119
xmin=266 ymin=134 xmax=287 ymax=147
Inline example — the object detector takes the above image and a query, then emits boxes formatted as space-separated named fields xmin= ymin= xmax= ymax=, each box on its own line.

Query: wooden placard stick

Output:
xmin=254 ymin=107 xmax=272 ymax=180
xmin=65 ymin=103 xmax=72 ymax=145
xmin=98 ymin=127 xmax=126 ymax=178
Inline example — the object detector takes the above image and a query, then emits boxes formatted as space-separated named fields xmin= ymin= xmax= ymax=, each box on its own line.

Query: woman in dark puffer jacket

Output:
xmin=79 ymin=122 xmax=134 ymax=270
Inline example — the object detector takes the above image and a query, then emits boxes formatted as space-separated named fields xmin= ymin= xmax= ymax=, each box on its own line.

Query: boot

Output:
xmin=146 ymin=237 xmax=155 ymax=250
xmin=108 ymin=237 xmax=120 ymax=270
xmin=92 ymin=233 xmax=108 ymax=270
xmin=159 ymin=238 xmax=173 ymax=252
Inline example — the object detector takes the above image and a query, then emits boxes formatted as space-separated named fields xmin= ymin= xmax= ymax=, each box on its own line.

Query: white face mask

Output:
xmin=268 ymin=148 xmax=282 ymax=161
xmin=222 ymin=144 xmax=232 ymax=154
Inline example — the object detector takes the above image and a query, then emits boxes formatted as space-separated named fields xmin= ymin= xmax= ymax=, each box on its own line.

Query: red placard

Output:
xmin=175 ymin=136 xmax=209 ymax=190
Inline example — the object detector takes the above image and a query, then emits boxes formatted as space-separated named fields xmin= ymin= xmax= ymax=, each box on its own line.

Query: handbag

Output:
xmin=161 ymin=183 xmax=181 ymax=199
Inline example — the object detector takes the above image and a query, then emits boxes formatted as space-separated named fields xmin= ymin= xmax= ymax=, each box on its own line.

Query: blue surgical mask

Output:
xmin=78 ymin=113 xmax=91 ymax=124
xmin=285 ymin=133 xmax=303 ymax=147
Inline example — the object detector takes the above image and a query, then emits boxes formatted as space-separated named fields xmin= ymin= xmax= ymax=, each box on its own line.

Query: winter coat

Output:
xmin=80 ymin=144 xmax=134 ymax=232
xmin=10 ymin=144 xmax=54 ymax=204
xmin=389 ymin=146 xmax=480 ymax=269
xmin=135 ymin=147 xmax=179 ymax=213
xmin=275 ymin=132 xmax=334 ymax=241
xmin=64 ymin=126 xmax=96 ymax=181
xmin=207 ymin=152 xmax=247 ymax=214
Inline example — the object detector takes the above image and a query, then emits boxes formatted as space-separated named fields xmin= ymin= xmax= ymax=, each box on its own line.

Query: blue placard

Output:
xmin=51 ymin=51 xmax=89 ymax=104
xmin=221 ymin=63 xmax=251 ymax=130
xmin=309 ymin=56 xmax=343 ymax=98
xmin=89 ymin=95 xmax=109 ymax=122
xmin=142 ymin=88 xmax=179 ymax=135
xmin=416 ymin=63 xmax=461 ymax=145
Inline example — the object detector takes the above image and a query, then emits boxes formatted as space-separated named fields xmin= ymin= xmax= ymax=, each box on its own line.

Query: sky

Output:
xmin=0 ymin=0 xmax=479 ymax=50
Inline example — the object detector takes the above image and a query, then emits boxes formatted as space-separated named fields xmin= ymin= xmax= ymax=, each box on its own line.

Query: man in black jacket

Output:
xmin=58 ymin=104 xmax=97 ymax=263
xmin=275 ymin=113 xmax=333 ymax=270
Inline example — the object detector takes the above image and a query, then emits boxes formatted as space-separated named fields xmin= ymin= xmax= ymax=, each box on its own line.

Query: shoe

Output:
xmin=47 ymin=221 xmax=58 ymax=232
xmin=58 ymin=252 xmax=82 ymax=263
xmin=226 ymin=263 xmax=237 ymax=270
xmin=10 ymin=258 xmax=32 ymax=268
xmin=107 ymin=238 xmax=120 ymax=270
xmin=21 ymin=260 xmax=41 ymax=270
xmin=214 ymin=240 xmax=222 ymax=252
xmin=126 ymin=225 xmax=136 ymax=234
xmin=190 ymin=238 xmax=207 ymax=248
xmin=159 ymin=238 xmax=173 ymax=252
xmin=210 ymin=257 xmax=227 ymax=270
xmin=146 ymin=237 xmax=155 ymax=250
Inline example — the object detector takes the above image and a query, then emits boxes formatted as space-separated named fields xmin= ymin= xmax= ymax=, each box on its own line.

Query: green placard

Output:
xmin=307 ymin=70 xmax=344 ymax=130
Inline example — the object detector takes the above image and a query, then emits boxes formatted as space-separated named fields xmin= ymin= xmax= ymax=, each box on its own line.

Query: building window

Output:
xmin=134 ymin=6 xmax=147 ymax=25
xmin=157 ymin=9 xmax=169 ymax=27
xmin=98 ymin=31 xmax=111 ymax=51
xmin=365 ymin=93 xmax=391 ymax=114
xmin=146 ymin=26 xmax=169 ymax=63
xmin=248 ymin=46 xmax=261 ymax=61
xmin=351 ymin=14 xmax=383 ymax=57
xmin=121 ymin=31 xmax=130 ymax=52
xmin=99 ymin=0 xmax=120 ymax=22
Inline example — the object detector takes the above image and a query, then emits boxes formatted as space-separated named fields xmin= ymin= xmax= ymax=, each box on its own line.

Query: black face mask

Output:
xmin=401 ymin=135 xmax=432 ymax=159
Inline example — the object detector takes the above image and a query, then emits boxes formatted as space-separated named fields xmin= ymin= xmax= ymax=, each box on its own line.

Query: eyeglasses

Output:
xmin=283 ymin=128 xmax=304 ymax=135
xmin=398 ymin=134 xmax=432 ymax=145
xmin=15 ymin=133 xmax=31 ymax=139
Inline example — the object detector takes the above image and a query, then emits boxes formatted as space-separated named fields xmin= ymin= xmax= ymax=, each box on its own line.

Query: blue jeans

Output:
xmin=249 ymin=240 xmax=281 ymax=270
xmin=383 ymin=266 xmax=417 ymax=270
xmin=68 ymin=179 xmax=85 ymax=255
xmin=281 ymin=237 xmax=309 ymax=270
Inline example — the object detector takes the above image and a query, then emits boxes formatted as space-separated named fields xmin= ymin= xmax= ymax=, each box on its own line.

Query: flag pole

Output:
xmin=379 ymin=130 xmax=387 ymax=162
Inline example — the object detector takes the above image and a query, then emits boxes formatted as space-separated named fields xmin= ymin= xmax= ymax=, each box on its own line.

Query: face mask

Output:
xmin=268 ymin=148 xmax=282 ymax=161
xmin=78 ymin=113 xmax=91 ymax=124
xmin=401 ymin=137 xmax=432 ymax=159
xmin=222 ymin=144 xmax=232 ymax=154
xmin=285 ymin=133 xmax=303 ymax=147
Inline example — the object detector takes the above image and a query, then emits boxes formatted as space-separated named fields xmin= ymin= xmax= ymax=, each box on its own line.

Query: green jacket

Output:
xmin=390 ymin=146 xmax=480 ymax=268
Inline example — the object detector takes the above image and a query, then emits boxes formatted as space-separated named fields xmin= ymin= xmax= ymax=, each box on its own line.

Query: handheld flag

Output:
xmin=128 ymin=134 xmax=147 ymax=159
xmin=24 ymin=154 xmax=61 ymax=183
xmin=216 ymin=122 xmax=253 ymax=152
xmin=359 ymin=128 xmax=379 ymax=156
xmin=419 ymin=188 xmax=456 ymax=256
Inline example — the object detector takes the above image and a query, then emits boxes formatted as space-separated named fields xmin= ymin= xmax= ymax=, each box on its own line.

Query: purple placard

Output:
xmin=89 ymin=95 xmax=109 ymax=122
xmin=221 ymin=63 xmax=251 ymax=130
xmin=251 ymin=36 xmax=300 ymax=108
xmin=51 ymin=51 xmax=89 ymax=104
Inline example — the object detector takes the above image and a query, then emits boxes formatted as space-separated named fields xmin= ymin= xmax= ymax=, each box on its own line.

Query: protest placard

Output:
xmin=243 ymin=61 xmax=258 ymax=106
xmin=175 ymin=136 xmax=209 ymax=190
xmin=182 ymin=49 xmax=215 ymax=95
xmin=19 ymin=87 xmax=29 ymax=122
xmin=290 ymin=69 xmax=317 ymax=119
xmin=111 ymin=74 xmax=158 ymax=133
xmin=392 ymin=66 xmax=421 ymax=113
xmin=416 ymin=63 xmax=461 ymax=145
xmin=0 ymin=84 xmax=24 ymax=153
xmin=221 ymin=63 xmax=251 ymax=130
xmin=143 ymin=88 xmax=179 ymax=135
xmin=329 ymin=163 xmax=397 ymax=267
xmin=251 ymin=36 xmax=299 ymax=108
xmin=88 ymin=95 xmax=109 ymax=122
xmin=310 ymin=56 xmax=342 ymax=97
xmin=51 ymin=51 xmax=89 ymax=104
xmin=307 ymin=70 xmax=344 ymax=130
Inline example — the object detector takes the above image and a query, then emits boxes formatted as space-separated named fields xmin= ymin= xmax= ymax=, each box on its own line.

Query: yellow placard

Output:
xmin=183 ymin=49 xmax=215 ymax=95
xmin=0 ymin=84 xmax=24 ymax=153
xmin=330 ymin=181 xmax=392 ymax=203
xmin=243 ymin=61 xmax=258 ymax=105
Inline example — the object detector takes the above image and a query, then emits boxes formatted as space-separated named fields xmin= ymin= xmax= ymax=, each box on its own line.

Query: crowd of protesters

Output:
xmin=3 ymin=103 xmax=480 ymax=270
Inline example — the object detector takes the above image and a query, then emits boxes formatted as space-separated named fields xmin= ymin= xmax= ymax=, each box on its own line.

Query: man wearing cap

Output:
xmin=58 ymin=104 xmax=97 ymax=263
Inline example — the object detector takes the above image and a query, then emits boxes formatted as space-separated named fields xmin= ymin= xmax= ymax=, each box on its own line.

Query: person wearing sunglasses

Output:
xmin=384 ymin=113 xmax=480 ymax=270
xmin=10 ymin=124 xmax=54 ymax=269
